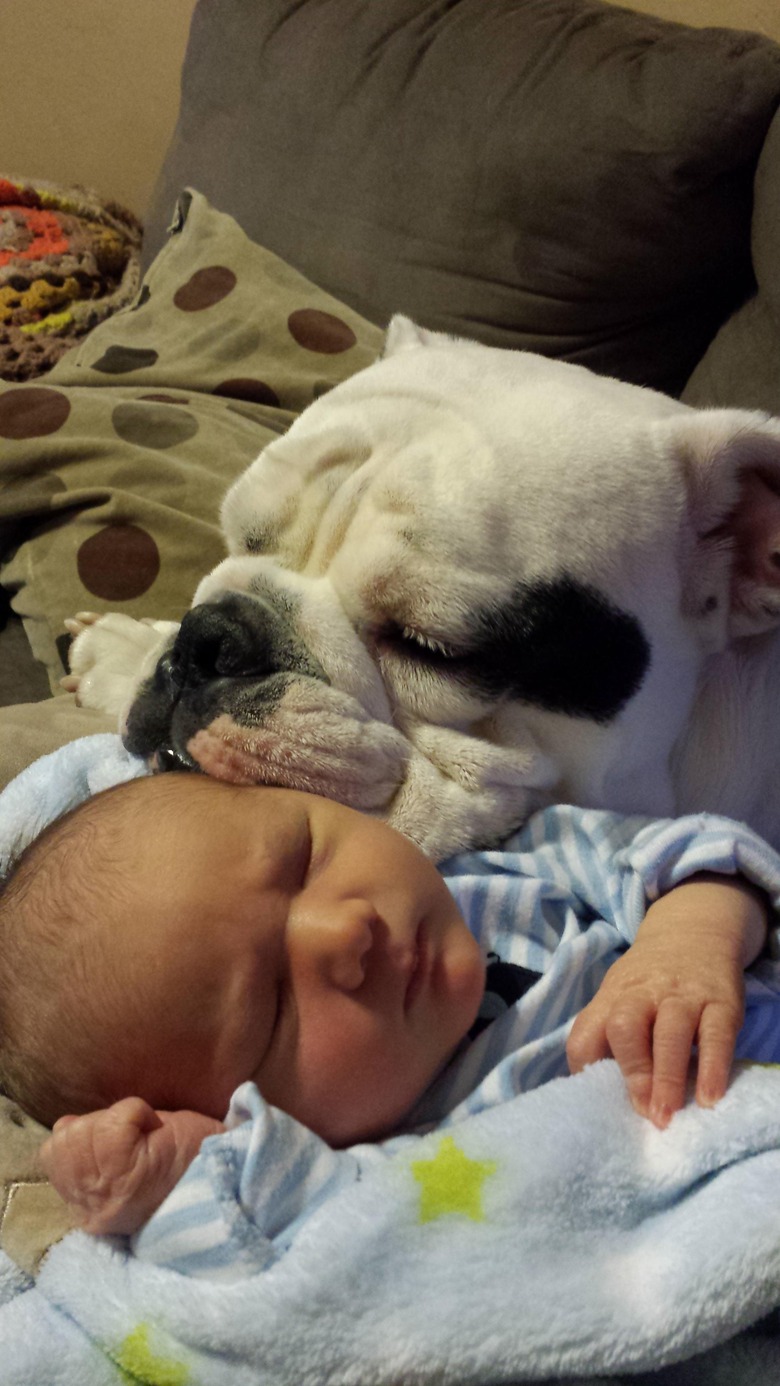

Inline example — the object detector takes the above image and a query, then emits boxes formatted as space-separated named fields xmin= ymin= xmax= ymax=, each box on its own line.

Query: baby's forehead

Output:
xmin=69 ymin=778 xmax=319 ymax=911
xmin=50 ymin=774 xmax=232 ymax=869
xmin=110 ymin=773 xmax=285 ymax=808
xmin=94 ymin=771 xmax=244 ymax=818
xmin=91 ymin=773 xmax=304 ymax=856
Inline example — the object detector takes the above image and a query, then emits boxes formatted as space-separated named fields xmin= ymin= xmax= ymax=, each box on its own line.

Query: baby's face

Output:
xmin=98 ymin=778 xmax=484 ymax=1145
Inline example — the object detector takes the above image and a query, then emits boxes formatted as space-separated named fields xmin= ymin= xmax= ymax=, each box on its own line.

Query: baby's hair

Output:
xmin=0 ymin=773 xmax=216 ymax=1128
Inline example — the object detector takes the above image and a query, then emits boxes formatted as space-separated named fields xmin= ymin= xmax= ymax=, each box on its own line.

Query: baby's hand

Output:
xmin=566 ymin=875 xmax=768 ymax=1128
xmin=39 ymin=1097 xmax=225 ymax=1235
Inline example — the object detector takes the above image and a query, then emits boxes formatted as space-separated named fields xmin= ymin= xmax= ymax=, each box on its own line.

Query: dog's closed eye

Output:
xmin=400 ymin=626 xmax=457 ymax=659
xmin=377 ymin=622 xmax=460 ymax=666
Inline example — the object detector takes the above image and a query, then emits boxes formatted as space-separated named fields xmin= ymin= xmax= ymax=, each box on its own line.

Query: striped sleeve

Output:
xmin=132 ymin=1083 xmax=368 ymax=1279
xmin=444 ymin=806 xmax=780 ymax=960
xmin=411 ymin=807 xmax=780 ymax=1125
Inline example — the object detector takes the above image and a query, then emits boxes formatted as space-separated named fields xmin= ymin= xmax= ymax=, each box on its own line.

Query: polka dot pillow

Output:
xmin=0 ymin=190 xmax=383 ymax=688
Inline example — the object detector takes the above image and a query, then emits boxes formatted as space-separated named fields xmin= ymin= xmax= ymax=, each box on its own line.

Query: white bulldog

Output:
xmin=67 ymin=316 xmax=780 ymax=859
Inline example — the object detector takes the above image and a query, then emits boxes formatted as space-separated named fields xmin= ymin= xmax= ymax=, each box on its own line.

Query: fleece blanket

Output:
xmin=1 ymin=1061 xmax=780 ymax=1383
xmin=0 ymin=737 xmax=780 ymax=1382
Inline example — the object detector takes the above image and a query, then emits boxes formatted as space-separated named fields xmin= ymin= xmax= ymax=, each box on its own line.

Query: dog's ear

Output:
xmin=383 ymin=315 xmax=442 ymax=357
xmin=676 ymin=410 xmax=780 ymax=637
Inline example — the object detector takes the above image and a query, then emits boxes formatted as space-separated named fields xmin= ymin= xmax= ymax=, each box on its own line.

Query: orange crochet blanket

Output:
xmin=0 ymin=176 xmax=142 ymax=381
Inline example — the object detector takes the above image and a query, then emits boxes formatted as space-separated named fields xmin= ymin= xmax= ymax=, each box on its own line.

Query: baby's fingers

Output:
xmin=568 ymin=1001 xmax=655 ymax=1118
xmin=601 ymin=1005 xmax=655 ymax=1119
xmin=646 ymin=997 xmax=699 ymax=1128
xmin=566 ymin=1004 xmax=611 ymax=1074
xmin=695 ymin=1001 xmax=742 ymax=1110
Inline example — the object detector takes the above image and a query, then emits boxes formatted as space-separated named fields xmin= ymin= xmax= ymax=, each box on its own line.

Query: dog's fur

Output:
xmin=69 ymin=316 xmax=780 ymax=858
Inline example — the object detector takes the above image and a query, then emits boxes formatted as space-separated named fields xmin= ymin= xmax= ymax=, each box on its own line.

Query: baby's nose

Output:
xmin=315 ymin=901 xmax=376 ymax=992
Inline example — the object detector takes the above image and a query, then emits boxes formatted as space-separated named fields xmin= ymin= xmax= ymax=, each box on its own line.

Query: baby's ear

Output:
xmin=674 ymin=411 xmax=780 ymax=638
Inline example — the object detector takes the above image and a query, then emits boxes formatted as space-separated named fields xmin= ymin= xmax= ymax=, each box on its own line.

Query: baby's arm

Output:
xmin=39 ymin=1097 xmax=225 ymax=1235
xmin=567 ymin=873 xmax=768 ymax=1128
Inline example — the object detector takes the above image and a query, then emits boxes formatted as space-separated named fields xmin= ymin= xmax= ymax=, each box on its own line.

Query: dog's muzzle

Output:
xmin=125 ymin=591 xmax=329 ymax=765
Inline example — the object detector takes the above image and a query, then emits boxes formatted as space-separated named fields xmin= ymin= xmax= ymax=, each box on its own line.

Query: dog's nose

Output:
xmin=172 ymin=601 xmax=274 ymax=687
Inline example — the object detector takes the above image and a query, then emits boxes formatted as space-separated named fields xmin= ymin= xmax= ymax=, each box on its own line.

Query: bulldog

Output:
xmin=66 ymin=316 xmax=780 ymax=859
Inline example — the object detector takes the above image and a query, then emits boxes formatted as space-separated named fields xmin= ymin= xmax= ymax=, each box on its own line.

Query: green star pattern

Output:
xmin=412 ymin=1135 xmax=497 ymax=1223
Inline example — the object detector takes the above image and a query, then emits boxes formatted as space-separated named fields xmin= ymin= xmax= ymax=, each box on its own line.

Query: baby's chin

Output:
xmin=442 ymin=925 xmax=486 ymax=1039
xmin=314 ymin=1095 xmax=416 ymax=1148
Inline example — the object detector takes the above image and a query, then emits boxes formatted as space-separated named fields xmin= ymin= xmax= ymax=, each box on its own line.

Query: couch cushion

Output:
xmin=0 ymin=190 xmax=382 ymax=694
xmin=683 ymin=106 xmax=780 ymax=413
xmin=145 ymin=0 xmax=780 ymax=395
xmin=0 ymin=698 xmax=115 ymax=795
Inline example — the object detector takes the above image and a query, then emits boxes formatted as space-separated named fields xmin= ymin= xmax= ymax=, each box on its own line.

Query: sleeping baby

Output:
xmin=0 ymin=772 xmax=778 ymax=1262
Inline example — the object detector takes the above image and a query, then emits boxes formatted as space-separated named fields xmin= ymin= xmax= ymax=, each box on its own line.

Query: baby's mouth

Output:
xmin=404 ymin=923 xmax=430 ymax=1012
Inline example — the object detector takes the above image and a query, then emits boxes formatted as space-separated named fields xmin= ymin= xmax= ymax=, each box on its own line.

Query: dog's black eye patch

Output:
xmin=466 ymin=575 xmax=650 ymax=723
xmin=381 ymin=576 xmax=648 ymax=722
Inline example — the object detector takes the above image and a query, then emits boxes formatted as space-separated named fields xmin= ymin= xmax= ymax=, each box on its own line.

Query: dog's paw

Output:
xmin=62 ymin=611 xmax=179 ymax=718
xmin=63 ymin=609 xmax=103 ymax=641
xmin=60 ymin=611 xmax=100 ymax=695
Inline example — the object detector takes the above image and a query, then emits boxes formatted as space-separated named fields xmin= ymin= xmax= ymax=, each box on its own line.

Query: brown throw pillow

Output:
xmin=0 ymin=190 xmax=382 ymax=692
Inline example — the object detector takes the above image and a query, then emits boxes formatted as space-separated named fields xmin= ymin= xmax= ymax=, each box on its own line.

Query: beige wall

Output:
xmin=0 ymin=0 xmax=196 ymax=219
xmin=604 ymin=0 xmax=779 ymax=41
xmin=0 ymin=1 xmax=777 ymax=226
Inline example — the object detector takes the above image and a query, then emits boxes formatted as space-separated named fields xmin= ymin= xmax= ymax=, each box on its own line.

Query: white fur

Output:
xmin=69 ymin=318 xmax=780 ymax=855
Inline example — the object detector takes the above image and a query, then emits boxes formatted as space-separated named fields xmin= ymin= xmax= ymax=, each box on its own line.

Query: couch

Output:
xmin=2 ymin=0 xmax=780 ymax=1372
xmin=3 ymin=0 xmax=780 ymax=773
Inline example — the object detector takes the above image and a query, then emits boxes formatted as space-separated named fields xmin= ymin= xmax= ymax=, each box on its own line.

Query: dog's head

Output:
xmin=124 ymin=317 xmax=780 ymax=856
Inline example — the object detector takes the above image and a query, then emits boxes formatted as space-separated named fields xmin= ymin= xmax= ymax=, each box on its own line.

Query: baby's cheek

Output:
xmin=322 ymin=1060 xmax=431 ymax=1146
xmin=288 ymin=1022 xmax=421 ymax=1145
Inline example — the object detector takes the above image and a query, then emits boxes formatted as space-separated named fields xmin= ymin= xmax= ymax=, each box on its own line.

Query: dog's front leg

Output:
xmin=63 ymin=612 xmax=180 ymax=723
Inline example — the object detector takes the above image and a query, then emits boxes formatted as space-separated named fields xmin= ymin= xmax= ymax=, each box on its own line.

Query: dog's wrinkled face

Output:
xmin=124 ymin=317 xmax=780 ymax=857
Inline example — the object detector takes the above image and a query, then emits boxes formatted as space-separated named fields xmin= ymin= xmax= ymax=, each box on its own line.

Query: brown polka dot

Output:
xmin=213 ymin=379 xmax=281 ymax=407
xmin=77 ymin=524 xmax=160 ymax=601
xmin=111 ymin=402 xmax=199 ymax=449
xmin=140 ymin=394 xmax=191 ymax=405
xmin=91 ymin=346 xmax=159 ymax=374
xmin=0 ymin=387 xmax=70 ymax=439
xmin=174 ymin=266 xmax=237 ymax=312
xmin=288 ymin=309 xmax=357 ymax=354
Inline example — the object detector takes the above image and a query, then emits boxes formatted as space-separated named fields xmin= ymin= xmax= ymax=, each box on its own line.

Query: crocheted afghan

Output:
xmin=0 ymin=176 xmax=142 ymax=381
